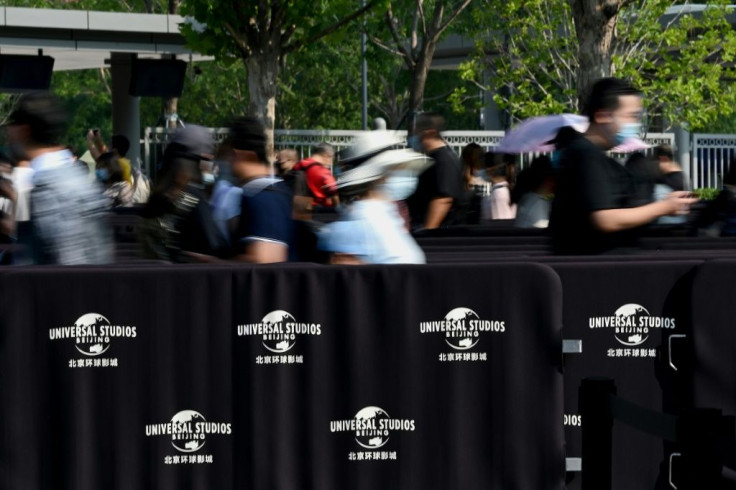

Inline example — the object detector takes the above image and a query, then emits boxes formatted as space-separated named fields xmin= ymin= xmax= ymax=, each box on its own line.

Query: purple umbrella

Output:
xmin=495 ymin=114 xmax=649 ymax=153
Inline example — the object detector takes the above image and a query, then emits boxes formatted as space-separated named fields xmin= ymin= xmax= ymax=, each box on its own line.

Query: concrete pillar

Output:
xmin=674 ymin=126 xmax=692 ymax=189
xmin=481 ymin=69 xmax=504 ymax=131
xmin=109 ymin=53 xmax=141 ymax=168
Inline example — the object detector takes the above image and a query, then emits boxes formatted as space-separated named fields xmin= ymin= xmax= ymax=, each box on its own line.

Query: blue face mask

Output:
xmin=379 ymin=170 xmax=418 ymax=201
xmin=407 ymin=135 xmax=423 ymax=152
xmin=95 ymin=168 xmax=109 ymax=183
xmin=202 ymin=172 xmax=216 ymax=185
xmin=614 ymin=122 xmax=641 ymax=146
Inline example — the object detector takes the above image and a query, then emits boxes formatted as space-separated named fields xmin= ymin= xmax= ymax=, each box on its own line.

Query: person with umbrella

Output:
xmin=548 ymin=78 xmax=696 ymax=254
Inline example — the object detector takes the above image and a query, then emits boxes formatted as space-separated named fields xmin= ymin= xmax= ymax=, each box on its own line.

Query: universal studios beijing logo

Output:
xmin=330 ymin=406 xmax=415 ymax=458
xmin=420 ymin=307 xmax=505 ymax=351
xmin=49 ymin=313 xmax=136 ymax=367
xmin=145 ymin=410 xmax=232 ymax=465
xmin=237 ymin=310 xmax=321 ymax=353
xmin=589 ymin=303 xmax=676 ymax=347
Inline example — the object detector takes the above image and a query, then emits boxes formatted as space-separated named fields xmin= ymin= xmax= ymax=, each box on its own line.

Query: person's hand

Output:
xmin=86 ymin=129 xmax=96 ymax=143
xmin=663 ymin=191 xmax=698 ymax=216
xmin=0 ymin=178 xmax=17 ymax=202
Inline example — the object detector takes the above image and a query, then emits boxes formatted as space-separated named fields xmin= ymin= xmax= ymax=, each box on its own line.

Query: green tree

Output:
xmin=458 ymin=0 xmax=736 ymax=131
xmin=366 ymin=0 xmax=473 ymax=132
xmin=276 ymin=35 xmax=479 ymax=130
xmin=180 ymin=0 xmax=378 ymax=154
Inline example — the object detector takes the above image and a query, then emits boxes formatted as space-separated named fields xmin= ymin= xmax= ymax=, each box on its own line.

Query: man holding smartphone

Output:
xmin=550 ymin=78 xmax=697 ymax=255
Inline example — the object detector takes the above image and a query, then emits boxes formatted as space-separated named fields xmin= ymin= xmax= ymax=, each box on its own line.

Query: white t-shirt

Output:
xmin=320 ymin=199 xmax=426 ymax=264
xmin=11 ymin=166 xmax=35 ymax=222
xmin=482 ymin=182 xmax=517 ymax=220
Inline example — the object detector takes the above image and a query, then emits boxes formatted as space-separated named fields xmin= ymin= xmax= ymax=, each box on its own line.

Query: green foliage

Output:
xmin=693 ymin=187 xmax=720 ymax=201
xmin=141 ymin=60 xmax=249 ymax=128
xmin=461 ymin=0 xmax=736 ymax=130
xmin=179 ymin=0 xmax=382 ymax=61
xmin=52 ymin=69 xmax=114 ymax=153
xmin=0 ymin=0 xmax=479 ymax=145
xmin=615 ymin=0 xmax=736 ymax=131
xmin=456 ymin=0 xmax=578 ymax=124
xmin=278 ymin=36 xmax=479 ymax=130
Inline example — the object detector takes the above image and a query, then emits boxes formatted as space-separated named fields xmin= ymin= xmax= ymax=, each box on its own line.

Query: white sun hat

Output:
xmin=337 ymin=148 xmax=431 ymax=190
xmin=339 ymin=130 xmax=403 ymax=167
xmin=337 ymin=130 xmax=432 ymax=190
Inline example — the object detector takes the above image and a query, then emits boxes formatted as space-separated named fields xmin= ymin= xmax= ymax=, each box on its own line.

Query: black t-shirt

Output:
xmin=407 ymin=145 xmax=464 ymax=227
xmin=549 ymin=135 xmax=639 ymax=255
xmin=658 ymin=171 xmax=686 ymax=192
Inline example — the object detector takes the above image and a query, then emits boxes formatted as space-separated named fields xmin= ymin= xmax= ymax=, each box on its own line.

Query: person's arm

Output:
xmin=592 ymin=191 xmax=697 ymax=233
xmin=86 ymin=130 xmax=108 ymax=161
xmin=425 ymin=196 xmax=453 ymax=229
xmin=318 ymin=166 xmax=338 ymax=196
xmin=329 ymin=253 xmax=364 ymax=265
xmin=237 ymin=240 xmax=288 ymax=263
xmin=0 ymin=178 xmax=17 ymax=237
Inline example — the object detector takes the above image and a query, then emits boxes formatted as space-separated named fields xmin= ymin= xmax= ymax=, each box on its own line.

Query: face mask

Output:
xmin=378 ymin=170 xmax=418 ymax=201
xmin=95 ymin=168 xmax=109 ymax=183
xmin=202 ymin=172 xmax=216 ymax=185
xmin=614 ymin=122 xmax=641 ymax=146
xmin=407 ymin=135 xmax=423 ymax=152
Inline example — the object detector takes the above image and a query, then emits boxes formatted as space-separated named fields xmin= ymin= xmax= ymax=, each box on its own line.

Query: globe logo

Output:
xmin=354 ymin=406 xmax=391 ymax=449
xmin=171 ymin=410 xmax=206 ymax=453
xmin=614 ymin=304 xmax=650 ymax=346
xmin=261 ymin=310 xmax=297 ymax=353
xmin=74 ymin=313 xmax=111 ymax=357
xmin=444 ymin=307 xmax=480 ymax=350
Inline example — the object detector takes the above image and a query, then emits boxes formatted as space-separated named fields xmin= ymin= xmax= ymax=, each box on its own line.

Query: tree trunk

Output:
xmin=407 ymin=43 xmax=436 ymax=134
xmin=245 ymin=55 xmax=280 ymax=159
xmin=571 ymin=0 xmax=621 ymax=111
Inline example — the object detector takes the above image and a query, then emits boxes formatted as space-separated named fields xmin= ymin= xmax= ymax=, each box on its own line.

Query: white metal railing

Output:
xmin=142 ymin=127 xmax=685 ymax=182
xmin=142 ymin=127 xmax=506 ymax=175
xmin=691 ymin=134 xmax=736 ymax=189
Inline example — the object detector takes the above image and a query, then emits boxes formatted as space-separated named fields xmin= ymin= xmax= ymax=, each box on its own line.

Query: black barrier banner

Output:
xmin=692 ymin=260 xmax=736 ymax=416
xmin=551 ymin=260 xmax=700 ymax=490
xmin=0 ymin=267 xmax=235 ymax=490
xmin=1 ymin=263 xmax=565 ymax=490
xmin=231 ymin=263 xmax=564 ymax=490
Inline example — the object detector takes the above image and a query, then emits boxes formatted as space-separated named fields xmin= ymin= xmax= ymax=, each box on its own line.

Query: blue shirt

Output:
xmin=236 ymin=177 xmax=294 ymax=254
xmin=210 ymin=180 xmax=243 ymax=240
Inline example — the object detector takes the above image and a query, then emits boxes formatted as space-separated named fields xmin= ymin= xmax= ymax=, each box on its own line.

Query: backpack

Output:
xmin=283 ymin=162 xmax=319 ymax=198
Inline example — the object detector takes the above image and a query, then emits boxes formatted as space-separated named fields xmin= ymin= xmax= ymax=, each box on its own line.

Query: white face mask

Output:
xmin=378 ymin=169 xmax=418 ymax=201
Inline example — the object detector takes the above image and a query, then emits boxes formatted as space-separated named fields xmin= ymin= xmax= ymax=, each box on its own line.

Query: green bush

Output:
xmin=693 ymin=188 xmax=720 ymax=201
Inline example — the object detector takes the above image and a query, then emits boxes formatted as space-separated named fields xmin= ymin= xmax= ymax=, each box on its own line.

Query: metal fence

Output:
xmin=142 ymin=127 xmax=507 ymax=175
xmin=691 ymin=134 xmax=736 ymax=189
xmin=143 ymin=127 xmax=736 ymax=190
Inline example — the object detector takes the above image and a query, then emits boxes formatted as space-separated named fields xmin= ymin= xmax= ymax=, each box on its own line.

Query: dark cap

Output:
xmin=169 ymin=125 xmax=214 ymax=159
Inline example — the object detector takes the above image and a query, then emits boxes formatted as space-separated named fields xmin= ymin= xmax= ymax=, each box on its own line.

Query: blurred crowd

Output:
xmin=1 ymin=82 xmax=735 ymax=265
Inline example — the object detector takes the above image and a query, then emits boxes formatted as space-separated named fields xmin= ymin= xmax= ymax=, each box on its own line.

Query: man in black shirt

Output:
xmin=550 ymin=78 xmax=695 ymax=254
xmin=407 ymin=112 xmax=464 ymax=229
